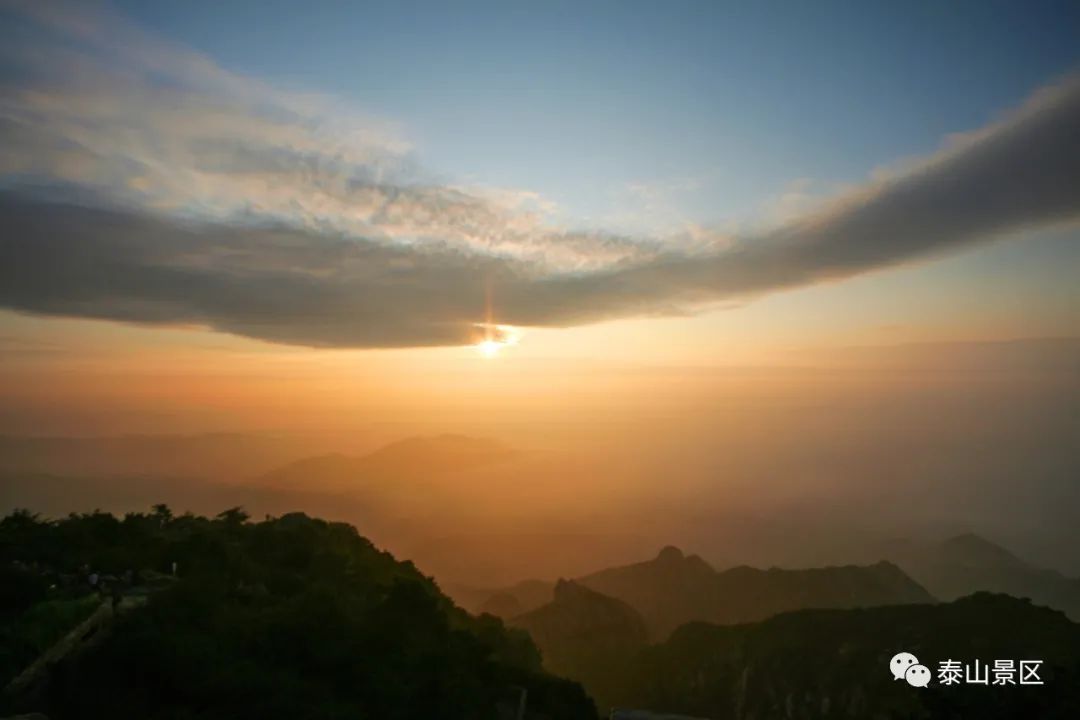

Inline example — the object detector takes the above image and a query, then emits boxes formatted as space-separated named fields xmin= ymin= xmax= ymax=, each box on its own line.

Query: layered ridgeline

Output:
xmin=471 ymin=536 xmax=1080 ymax=634
xmin=0 ymin=434 xmax=521 ymax=559
xmin=252 ymin=434 xmax=517 ymax=493
xmin=490 ymin=549 xmax=1080 ymax=717
xmin=0 ymin=433 xmax=514 ymax=486
xmin=0 ymin=509 xmax=596 ymax=720
xmin=0 ymin=433 xmax=310 ymax=481
xmin=494 ymin=548 xmax=936 ymax=714
xmin=888 ymin=533 xmax=1080 ymax=621
xmin=580 ymin=547 xmax=932 ymax=640
xmin=478 ymin=546 xmax=933 ymax=641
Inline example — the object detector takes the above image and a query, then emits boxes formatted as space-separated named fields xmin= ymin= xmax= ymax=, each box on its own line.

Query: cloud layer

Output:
xmin=1 ymin=2 xmax=1079 ymax=348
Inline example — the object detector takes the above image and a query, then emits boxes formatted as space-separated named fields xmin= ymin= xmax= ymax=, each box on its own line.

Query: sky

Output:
xmin=106 ymin=0 xmax=1080 ymax=242
xmin=1 ymin=0 xmax=1078 ymax=357
xmin=111 ymin=1 xmax=1077 ymax=212
xmin=0 ymin=0 xmax=1077 ymax=414
xmin=0 ymin=0 xmax=1078 ymax=575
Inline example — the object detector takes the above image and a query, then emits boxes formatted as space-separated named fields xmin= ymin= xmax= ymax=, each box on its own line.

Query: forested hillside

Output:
xmin=0 ymin=508 xmax=596 ymax=720
xmin=616 ymin=593 xmax=1080 ymax=719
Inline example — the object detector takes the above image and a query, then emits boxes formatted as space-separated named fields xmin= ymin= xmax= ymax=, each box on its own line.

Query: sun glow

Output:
xmin=473 ymin=324 xmax=521 ymax=358
xmin=476 ymin=339 xmax=503 ymax=358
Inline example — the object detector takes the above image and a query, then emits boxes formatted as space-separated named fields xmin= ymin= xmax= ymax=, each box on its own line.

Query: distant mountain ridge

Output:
xmin=0 ymin=432 xmax=309 ymax=481
xmin=254 ymin=434 xmax=516 ymax=491
xmin=477 ymin=546 xmax=934 ymax=641
xmin=475 ymin=532 xmax=1080 ymax=639
xmin=0 ymin=435 xmax=520 ymax=548
xmin=937 ymin=532 xmax=1032 ymax=567
xmin=0 ymin=432 xmax=516 ymax=493
xmin=889 ymin=532 xmax=1080 ymax=620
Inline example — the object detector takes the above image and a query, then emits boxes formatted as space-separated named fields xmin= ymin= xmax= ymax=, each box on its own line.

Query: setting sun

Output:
xmin=0 ymin=2 xmax=1078 ymax=717
xmin=476 ymin=339 xmax=503 ymax=358
xmin=473 ymin=324 xmax=521 ymax=357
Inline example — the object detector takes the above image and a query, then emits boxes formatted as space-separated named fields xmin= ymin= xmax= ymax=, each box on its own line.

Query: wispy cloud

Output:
xmin=1 ymin=2 xmax=1078 ymax=348
xmin=0 ymin=0 xmax=653 ymax=272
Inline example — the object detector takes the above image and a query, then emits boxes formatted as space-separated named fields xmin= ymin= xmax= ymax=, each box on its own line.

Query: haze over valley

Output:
xmin=1 ymin=1 xmax=1078 ymax=718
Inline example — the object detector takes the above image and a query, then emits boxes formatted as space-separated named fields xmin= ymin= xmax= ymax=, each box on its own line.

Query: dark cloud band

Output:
xmin=1 ymin=76 xmax=1079 ymax=348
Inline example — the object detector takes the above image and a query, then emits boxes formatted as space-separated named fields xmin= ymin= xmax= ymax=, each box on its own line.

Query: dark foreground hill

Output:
xmin=615 ymin=593 xmax=1080 ymax=720
xmin=0 ymin=508 xmax=596 ymax=720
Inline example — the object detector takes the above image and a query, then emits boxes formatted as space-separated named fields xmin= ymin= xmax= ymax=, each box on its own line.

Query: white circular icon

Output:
xmin=889 ymin=651 xmax=919 ymax=681
xmin=905 ymin=663 xmax=931 ymax=687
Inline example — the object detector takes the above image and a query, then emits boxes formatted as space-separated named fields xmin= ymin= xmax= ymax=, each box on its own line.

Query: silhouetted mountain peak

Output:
xmin=656 ymin=545 xmax=684 ymax=563
xmin=477 ymin=591 xmax=523 ymax=619
xmin=553 ymin=578 xmax=589 ymax=602
xmin=868 ymin=559 xmax=907 ymax=576
xmin=938 ymin=533 xmax=1027 ymax=568
xmin=886 ymin=534 xmax=1080 ymax=619
xmin=511 ymin=579 xmax=649 ymax=693
xmin=518 ymin=580 xmax=648 ymax=636
xmin=650 ymin=546 xmax=714 ymax=575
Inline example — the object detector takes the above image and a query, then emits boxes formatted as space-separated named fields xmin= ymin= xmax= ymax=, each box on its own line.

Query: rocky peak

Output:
xmin=656 ymin=546 xmax=685 ymax=563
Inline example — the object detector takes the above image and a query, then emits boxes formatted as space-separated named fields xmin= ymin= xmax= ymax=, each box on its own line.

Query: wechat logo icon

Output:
xmin=890 ymin=652 xmax=931 ymax=687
